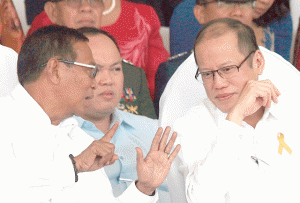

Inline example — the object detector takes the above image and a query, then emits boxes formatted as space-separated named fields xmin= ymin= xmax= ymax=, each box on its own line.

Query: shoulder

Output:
xmin=159 ymin=51 xmax=193 ymax=70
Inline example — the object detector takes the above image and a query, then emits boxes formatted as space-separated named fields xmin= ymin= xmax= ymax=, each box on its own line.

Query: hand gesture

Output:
xmin=0 ymin=0 xmax=24 ymax=53
xmin=135 ymin=126 xmax=181 ymax=195
xmin=74 ymin=122 xmax=119 ymax=173
xmin=227 ymin=80 xmax=280 ymax=125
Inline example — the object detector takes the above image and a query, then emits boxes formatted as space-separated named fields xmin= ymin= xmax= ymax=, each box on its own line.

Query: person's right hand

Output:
xmin=0 ymin=0 xmax=24 ymax=53
xmin=227 ymin=79 xmax=280 ymax=125
xmin=74 ymin=122 xmax=119 ymax=173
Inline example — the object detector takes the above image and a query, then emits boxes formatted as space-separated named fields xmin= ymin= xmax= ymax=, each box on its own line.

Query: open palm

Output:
xmin=136 ymin=127 xmax=181 ymax=192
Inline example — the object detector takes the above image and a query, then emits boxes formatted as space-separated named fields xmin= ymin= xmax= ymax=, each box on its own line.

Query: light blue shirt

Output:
xmin=74 ymin=109 xmax=170 ymax=202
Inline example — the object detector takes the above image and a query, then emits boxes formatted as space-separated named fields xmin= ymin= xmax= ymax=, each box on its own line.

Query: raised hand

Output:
xmin=0 ymin=0 xmax=24 ymax=53
xmin=135 ymin=126 xmax=181 ymax=195
xmin=227 ymin=79 xmax=280 ymax=125
xmin=74 ymin=122 xmax=119 ymax=173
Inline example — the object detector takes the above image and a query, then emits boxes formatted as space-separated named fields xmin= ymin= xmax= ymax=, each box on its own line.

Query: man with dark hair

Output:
xmin=0 ymin=25 xmax=180 ymax=202
xmin=76 ymin=27 xmax=156 ymax=118
xmin=75 ymin=27 xmax=170 ymax=202
xmin=173 ymin=18 xmax=300 ymax=202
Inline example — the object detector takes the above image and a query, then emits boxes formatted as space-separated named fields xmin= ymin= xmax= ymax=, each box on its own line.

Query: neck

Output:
xmin=82 ymin=113 xmax=112 ymax=134
xmin=24 ymin=82 xmax=72 ymax=126
xmin=244 ymin=106 xmax=265 ymax=128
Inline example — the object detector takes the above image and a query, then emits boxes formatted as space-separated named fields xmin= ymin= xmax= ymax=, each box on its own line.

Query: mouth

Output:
xmin=99 ymin=90 xmax=114 ymax=100
xmin=77 ymin=20 xmax=95 ymax=27
xmin=254 ymin=8 xmax=265 ymax=15
xmin=216 ymin=93 xmax=234 ymax=101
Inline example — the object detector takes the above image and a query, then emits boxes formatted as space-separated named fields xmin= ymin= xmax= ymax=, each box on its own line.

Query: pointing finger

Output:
xmin=101 ymin=121 xmax=119 ymax=142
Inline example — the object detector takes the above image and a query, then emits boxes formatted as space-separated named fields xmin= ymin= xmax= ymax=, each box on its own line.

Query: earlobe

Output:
xmin=253 ymin=50 xmax=265 ymax=75
xmin=45 ymin=58 xmax=61 ymax=85
xmin=194 ymin=5 xmax=205 ymax=25
xmin=44 ymin=2 xmax=58 ymax=24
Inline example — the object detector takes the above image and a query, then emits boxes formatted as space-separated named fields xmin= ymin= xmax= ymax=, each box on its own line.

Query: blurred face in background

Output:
xmin=252 ymin=0 xmax=275 ymax=19
xmin=46 ymin=0 xmax=104 ymax=29
xmin=194 ymin=0 xmax=255 ymax=26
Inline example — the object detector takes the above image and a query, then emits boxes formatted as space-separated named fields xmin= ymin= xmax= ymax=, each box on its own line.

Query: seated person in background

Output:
xmin=0 ymin=0 xmax=24 ymax=53
xmin=0 ymin=25 xmax=180 ymax=202
xmin=27 ymin=0 xmax=169 ymax=100
xmin=0 ymin=44 xmax=18 ymax=97
xmin=170 ymin=0 xmax=291 ymax=61
xmin=173 ymin=18 xmax=300 ymax=202
xmin=155 ymin=0 xmax=255 ymax=116
xmin=75 ymin=27 xmax=170 ymax=202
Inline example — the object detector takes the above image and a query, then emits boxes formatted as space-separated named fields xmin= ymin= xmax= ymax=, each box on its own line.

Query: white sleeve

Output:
xmin=174 ymin=105 xmax=245 ymax=203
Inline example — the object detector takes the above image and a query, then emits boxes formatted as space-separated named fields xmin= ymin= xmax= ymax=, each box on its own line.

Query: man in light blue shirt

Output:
xmin=75 ymin=27 xmax=170 ymax=202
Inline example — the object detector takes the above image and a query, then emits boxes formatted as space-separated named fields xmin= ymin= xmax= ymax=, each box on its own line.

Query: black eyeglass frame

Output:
xmin=195 ymin=50 xmax=256 ymax=82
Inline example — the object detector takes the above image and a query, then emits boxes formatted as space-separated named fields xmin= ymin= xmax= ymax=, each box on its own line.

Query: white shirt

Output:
xmin=161 ymin=47 xmax=300 ymax=202
xmin=0 ymin=84 xmax=158 ymax=203
xmin=174 ymin=98 xmax=300 ymax=203
xmin=0 ymin=45 xmax=19 ymax=97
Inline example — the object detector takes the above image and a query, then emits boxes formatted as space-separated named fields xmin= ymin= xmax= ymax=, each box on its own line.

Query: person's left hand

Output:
xmin=135 ymin=126 xmax=181 ymax=195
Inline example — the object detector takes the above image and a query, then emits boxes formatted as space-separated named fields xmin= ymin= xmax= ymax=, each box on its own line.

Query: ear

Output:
xmin=44 ymin=58 xmax=61 ymax=85
xmin=194 ymin=4 xmax=205 ymax=25
xmin=252 ymin=50 xmax=265 ymax=75
xmin=44 ymin=2 xmax=59 ymax=24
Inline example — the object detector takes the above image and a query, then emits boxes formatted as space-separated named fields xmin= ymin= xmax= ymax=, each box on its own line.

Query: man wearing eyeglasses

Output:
xmin=0 ymin=25 xmax=181 ymax=202
xmin=173 ymin=18 xmax=300 ymax=202
xmin=155 ymin=0 xmax=255 ymax=117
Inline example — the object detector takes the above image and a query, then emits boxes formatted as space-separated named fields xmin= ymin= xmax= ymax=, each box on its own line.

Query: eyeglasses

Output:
xmin=195 ymin=51 xmax=255 ymax=83
xmin=40 ymin=59 xmax=99 ymax=78
xmin=201 ymin=0 xmax=256 ymax=9
xmin=53 ymin=0 xmax=104 ymax=8
xmin=58 ymin=59 xmax=99 ymax=78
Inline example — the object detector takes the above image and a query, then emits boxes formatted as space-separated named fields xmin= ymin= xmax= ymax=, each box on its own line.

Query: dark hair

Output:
xmin=77 ymin=27 xmax=120 ymax=53
xmin=253 ymin=0 xmax=289 ymax=27
xmin=18 ymin=25 xmax=89 ymax=85
xmin=194 ymin=18 xmax=259 ymax=63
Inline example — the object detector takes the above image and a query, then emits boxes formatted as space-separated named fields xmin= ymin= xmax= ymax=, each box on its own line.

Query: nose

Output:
xmin=96 ymin=69 xmax=114 ymax=86
xmin=90 ymin=77 xmax=97 ymax=89
xmin=212 ymin=71 xmax=229 ymax=89
xmin=229 ymin=4 xmax=244 ymax=18
xmin=80 ymin=0 xmax=93 ymax=11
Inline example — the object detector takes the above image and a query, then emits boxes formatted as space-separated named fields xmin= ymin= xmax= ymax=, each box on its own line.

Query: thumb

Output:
xmin=136 ymin=147 xmax=144 ymax=163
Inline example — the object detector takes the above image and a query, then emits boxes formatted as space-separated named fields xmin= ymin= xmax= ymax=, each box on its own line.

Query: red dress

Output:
xmin=27 ymin=0 xmax=169 ymax=99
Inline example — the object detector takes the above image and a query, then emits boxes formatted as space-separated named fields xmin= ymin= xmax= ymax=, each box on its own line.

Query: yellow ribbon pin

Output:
xmin=277 ymin=133 xmax=292 ymax=155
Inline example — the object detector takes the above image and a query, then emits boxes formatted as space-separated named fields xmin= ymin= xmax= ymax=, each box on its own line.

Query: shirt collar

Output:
xmin=74 ymin=108 xmax=138 ymax=131
xmin=10 ymin=84 xmax=52 ymax=125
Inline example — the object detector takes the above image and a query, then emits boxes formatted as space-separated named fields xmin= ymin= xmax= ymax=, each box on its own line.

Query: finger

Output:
xmin=136 ymin=147 xmax=144 ymax=163
xmin=164 ymin=132 xmax=178 ymax=154
xmin=101 ymin=121 xmax=119 ymax=142
xmin=150 ymin=127 xmax=163 ymax=151
xmin=168 ymin=144 xmax=181 ymax=163
xmin=158 ymin=126 xmax=171 ymax=152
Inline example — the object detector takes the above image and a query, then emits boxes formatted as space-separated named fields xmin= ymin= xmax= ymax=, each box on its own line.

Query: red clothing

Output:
xmin=27 ymin=0 xmax=169 ymax=100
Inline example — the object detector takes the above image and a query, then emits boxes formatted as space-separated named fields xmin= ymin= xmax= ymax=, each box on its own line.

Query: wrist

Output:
xmin=135 ymin=180 xmax=155 ymax=196
xmin=226 ymin=107 xmax=244 ymax=126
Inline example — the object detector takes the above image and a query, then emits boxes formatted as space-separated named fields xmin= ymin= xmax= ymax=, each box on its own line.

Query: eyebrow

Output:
xmin=200 ymin=61 xmax=235 ymax=71
xmin=97 ymin=60 xmax=122 ymax=68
